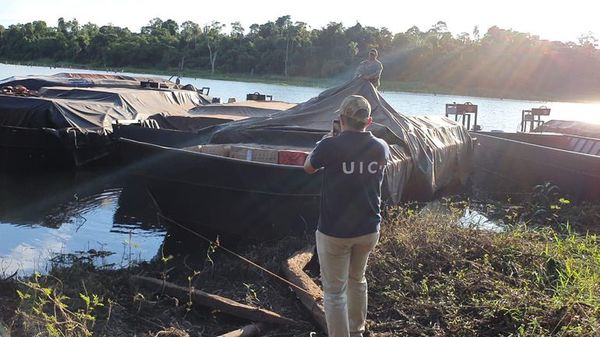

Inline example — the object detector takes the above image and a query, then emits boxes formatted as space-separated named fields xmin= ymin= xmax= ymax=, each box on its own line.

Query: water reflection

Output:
xmin=0 ymin=165 xmax=310 ymax=276
xmin=0 ymin=169 xmax=166 ymax=275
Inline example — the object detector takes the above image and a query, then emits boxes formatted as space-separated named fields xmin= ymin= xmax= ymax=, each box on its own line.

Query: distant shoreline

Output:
xmin=1 ymin=59 xmax=597 ymax=104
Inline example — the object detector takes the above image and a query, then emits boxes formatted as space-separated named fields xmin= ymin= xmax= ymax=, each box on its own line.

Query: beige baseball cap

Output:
xmin=338 ymin=95 xmax=371 ymax=122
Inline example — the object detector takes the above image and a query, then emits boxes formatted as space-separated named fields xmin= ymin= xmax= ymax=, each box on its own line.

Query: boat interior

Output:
xmin=184 ymin=143 xmax=312 ymax=166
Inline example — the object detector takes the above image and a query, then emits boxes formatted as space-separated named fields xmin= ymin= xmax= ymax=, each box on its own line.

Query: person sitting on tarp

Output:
xmin=354 ymin=48 xmax=383 ymax=89
xmin=304 ymin=95 xmax=390 ymax=337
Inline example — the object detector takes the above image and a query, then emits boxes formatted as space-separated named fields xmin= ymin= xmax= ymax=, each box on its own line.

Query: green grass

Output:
xmin=367 ymin=202 xmax=600 ymax=336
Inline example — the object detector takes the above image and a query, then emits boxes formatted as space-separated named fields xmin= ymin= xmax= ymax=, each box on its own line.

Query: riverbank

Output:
xmin=2 ymin=59 xmax=596 ymax=104
xmin=1 ymin=196 xmax=598 ymax=336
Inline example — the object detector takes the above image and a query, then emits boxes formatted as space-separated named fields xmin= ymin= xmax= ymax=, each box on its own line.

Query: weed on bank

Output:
xmin=367 ymin=202 xmax=600 ymax=336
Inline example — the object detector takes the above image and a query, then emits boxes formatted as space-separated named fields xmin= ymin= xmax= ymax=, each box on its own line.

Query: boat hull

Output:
xmin=0 ymin=126 xmax=113 ymax=170
xmin=118 ymin=138 xmax=322 ymax=238
xmin=473 ymin=132 xmax=600 ymax=201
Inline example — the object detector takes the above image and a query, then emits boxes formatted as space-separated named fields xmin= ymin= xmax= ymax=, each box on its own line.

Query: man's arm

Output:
xmin=354 ymin=61 xmax=367 ymax=78
xmin=304 ymin=140 xmax=328 ymax=174
xmin=303 ymin=152 xmax=319 ymax=174
xmin=304 ymin=135 xmax=331 ymax=174
xmin=361 ymin=62 xmax=383 ymax=80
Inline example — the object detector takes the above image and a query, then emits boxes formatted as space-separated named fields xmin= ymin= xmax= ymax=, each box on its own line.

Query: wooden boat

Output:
xmin=473 ymin=129 xmax=600 ymax=201
xmin=118 ymin=137 xmax=414 ymax=239
xmin=117 ymin=79 xmax=472 ymax=238
xmin=118 ymin=138 xmax=332 ymax=238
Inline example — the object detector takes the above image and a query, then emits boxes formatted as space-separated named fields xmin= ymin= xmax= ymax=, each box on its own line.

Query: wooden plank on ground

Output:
xmin=281 ymin=245 xmax=327 ymax=333
xmin=131 ymin=275 xmax=297 ymax=326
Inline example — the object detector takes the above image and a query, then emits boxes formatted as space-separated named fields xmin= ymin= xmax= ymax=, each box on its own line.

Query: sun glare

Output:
xmin=551 ymin=102 xmax=600 ymax=124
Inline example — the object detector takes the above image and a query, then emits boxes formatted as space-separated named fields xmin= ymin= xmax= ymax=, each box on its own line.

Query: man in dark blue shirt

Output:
xmin=304 ymin=95 xmax=390 ymax=337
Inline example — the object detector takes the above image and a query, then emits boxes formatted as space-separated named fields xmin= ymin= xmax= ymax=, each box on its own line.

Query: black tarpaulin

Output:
xmin=147 ymin=100 xmax=298 ymax=132
xmin=0 ymin=95 xmax=124 ymax=130
xmin=0 ymin=87 xmax=204 ymax=131
xmin=0 ymin=73 xmax=174 ymax=91
xmin=41 ymin=87 xmax=204 ymax=117
xmin=199 ymin=78 xmax=472 ymax=201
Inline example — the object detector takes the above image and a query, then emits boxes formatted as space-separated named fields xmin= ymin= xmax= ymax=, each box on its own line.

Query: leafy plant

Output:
xmin=243 ymin=282 xmax=259 ymax=305
xmin=16 ymin=272 xmax=104 ymax=337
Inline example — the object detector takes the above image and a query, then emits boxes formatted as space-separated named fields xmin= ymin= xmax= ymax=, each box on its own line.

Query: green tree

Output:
xmin=1 ymin=16 xmax=599 ymax=101
xmin=203 ymin=21 xmax=225 ymax=74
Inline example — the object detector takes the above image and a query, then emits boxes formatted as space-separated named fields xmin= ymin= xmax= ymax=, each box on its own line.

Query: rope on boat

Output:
xmin=146 ymin=190 xmax=316 ymax=298
xmin=138 ymin=172 xmax=320 ymax=197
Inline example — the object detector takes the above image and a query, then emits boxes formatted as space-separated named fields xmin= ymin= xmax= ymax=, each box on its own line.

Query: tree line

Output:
xmin=1 ymin=16 xmax=599 ymax=100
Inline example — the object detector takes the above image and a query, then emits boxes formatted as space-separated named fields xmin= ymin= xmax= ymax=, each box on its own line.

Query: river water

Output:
xmin=0 ymin=63 xmax=598 ymax=275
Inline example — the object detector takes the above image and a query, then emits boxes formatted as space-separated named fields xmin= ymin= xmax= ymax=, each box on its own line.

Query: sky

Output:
xmin=0 ymin=0 xmax=598 ymax=43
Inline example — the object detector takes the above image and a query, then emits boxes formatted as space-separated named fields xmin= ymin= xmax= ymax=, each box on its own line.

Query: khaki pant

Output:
xmin=316 ymin=230 xmax=380 ymax=337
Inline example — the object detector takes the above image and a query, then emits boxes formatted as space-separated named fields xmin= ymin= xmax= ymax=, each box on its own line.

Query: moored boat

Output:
xmin=0 ymin=73 xmax=206 ymax=170
xmin=118 ymin=138 xmax=328 ymax=238
xmin=118 ymin=79 xmax=473 ymax=237
xmin=472 ymin=107 xmax=600 ymax=201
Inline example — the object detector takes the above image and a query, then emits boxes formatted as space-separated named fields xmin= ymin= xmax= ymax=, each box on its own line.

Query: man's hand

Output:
xmin=320 ymin=132 xmax=334 ymax=140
